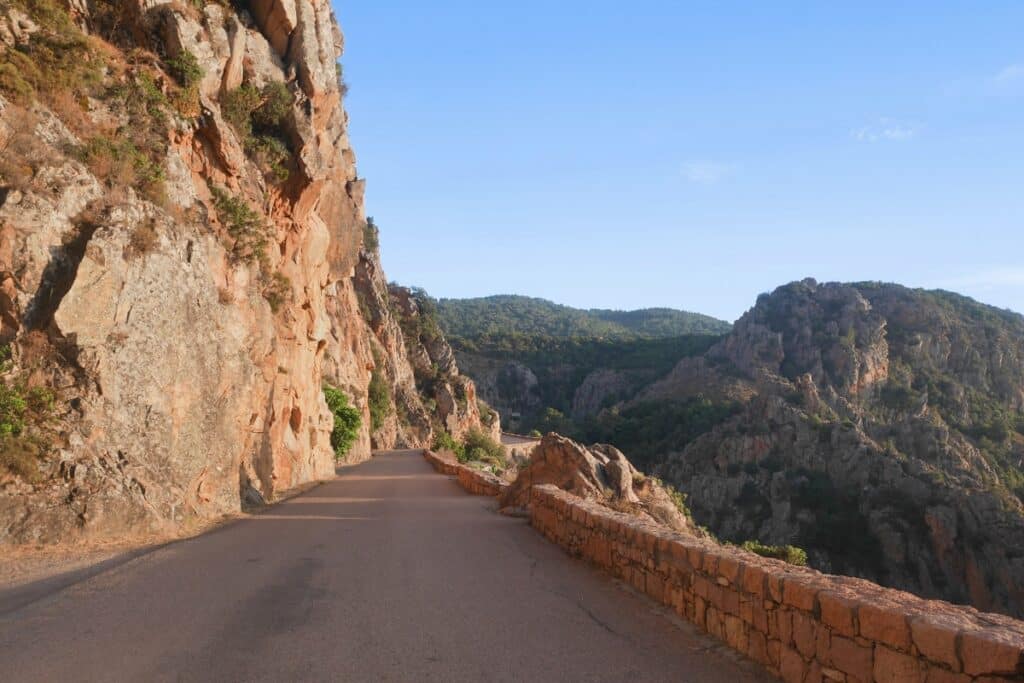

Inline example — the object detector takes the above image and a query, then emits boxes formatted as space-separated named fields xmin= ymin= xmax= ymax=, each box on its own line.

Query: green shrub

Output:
xmin=0 ymin=434 xmax=44 ymax=483
xmin=0 ymin=383 xmax=28 ymax=438
xmin=362 ymin=217 xmax=380 ymax=252
xmin=221 ymin=81 xmax=295 ymax=181
xmin=0 ymin=0 xmax=103 ymax=105
xmin=0 ymin=345 xmax=54 ymax=482
xmin=209 ymin=185 xmax=267 ymax=263
xmin=73 ymin=135 xmax=164 ymax=193
xmin=462 ymin=428 xmax=503 ymax=461
xmin=432 ymin=430 xmax=464 ymax=459
xmin=249 ymin=135 xmax=291 ymax=182
xmin=477 ymin=399 xmax=497 ymax=426
xmin=335 ymin=62 xmax=349 ymax=98
xmin=458 ymin=428 xmax=506 ymax=473
xmin=0 ymin=59 xmax=35 ymax=102
xmin=251 ymin=81 xmax=292 ymax=128
xmin=222 ymin=84 xmax=261 ymax=138
xmin=528 ymin=429 xmax=542 ymax=438
xmin=742 ymin=540 xmax=808 ymax=567
xmin=323 ymin=385 xmax=360 ymax=460
xmin=165 ymin=49 xmax=203 ymax=89
xmin=665 ymin=483 xmax=692 ymax=519
xmin=368 ymin=368 xmax=391 ymax=431
xmin=262 ymin=272 xmax=291 ymax=313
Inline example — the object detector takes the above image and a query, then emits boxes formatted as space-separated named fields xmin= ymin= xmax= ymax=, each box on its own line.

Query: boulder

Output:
xmin=500 ymin=433 xmax=693 ymax=533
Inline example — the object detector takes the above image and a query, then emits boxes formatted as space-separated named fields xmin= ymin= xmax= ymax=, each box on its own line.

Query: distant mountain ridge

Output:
xmin=435 ymin=295 xmax=732 ymax=341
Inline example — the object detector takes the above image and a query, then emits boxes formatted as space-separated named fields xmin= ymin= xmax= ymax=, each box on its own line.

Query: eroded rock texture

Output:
xmin=501 ymin=433 xmax=695 ymax=533
xmin=0 ymin=0 xmax=489 ymax=543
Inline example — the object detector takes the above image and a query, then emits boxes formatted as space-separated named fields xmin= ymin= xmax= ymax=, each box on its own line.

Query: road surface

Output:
xmin=0 ymin=450 xmax=771 ymax=682
xmin=501 ymin=433 xmax=541 ymax=446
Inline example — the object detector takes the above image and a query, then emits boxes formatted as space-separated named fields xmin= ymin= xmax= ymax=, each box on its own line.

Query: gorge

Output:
xmin=0 ymin=2 xmax=1022 ymax=681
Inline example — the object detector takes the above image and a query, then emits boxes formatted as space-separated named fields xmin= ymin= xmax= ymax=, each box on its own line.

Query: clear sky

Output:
xmin=333 ymin=1 xmax=1024 ymax=322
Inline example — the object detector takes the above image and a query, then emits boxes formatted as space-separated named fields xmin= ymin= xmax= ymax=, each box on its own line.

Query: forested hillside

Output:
xmin=431 ymin=295 xmax=728 ymax=431
xmin=436 ymin=295 xmax=731 ymax=342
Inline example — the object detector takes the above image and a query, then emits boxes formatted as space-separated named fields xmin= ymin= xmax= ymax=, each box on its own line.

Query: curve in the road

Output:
xmin=0 ymin=450 xmax=772 ymax=682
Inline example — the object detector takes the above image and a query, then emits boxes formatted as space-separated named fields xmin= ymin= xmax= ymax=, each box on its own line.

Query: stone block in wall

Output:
xmin=819 ymin=590 xmax=858 ymax=639
xmin=524 ymin=483 xmax=1024 ymax=683
xmin=828 ymin=635 xmax=873 ymax=683
xmin=923 ymin=669 xmax=971 ymax=683
xmin=959 ymin=627 xmax=1024 ymax=676
xmin=858 ymin=601 xmax=911 ymax=651
xmin=910 ymin=614 xmax=962 ymax=672
xmin=779 ymin=645 xmax=806 ymax=683
xmin=792 ymin=610 xmax=817 ymax=659
xmin=783 ymin=575 xmax=820 ymax=612
xmin=874 ymin=645 xmax=922 ymax=683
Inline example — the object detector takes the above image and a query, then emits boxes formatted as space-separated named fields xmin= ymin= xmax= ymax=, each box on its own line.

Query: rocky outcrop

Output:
xmin=653 ymin=279 xmax=1024 ymax=617
xmin=0 ymin=0 xmax=489 ymax=545
xmin=571 ymin=368 xmax=631 ymax=418
xmin=500 ymin=433 xmax=694 ymax=533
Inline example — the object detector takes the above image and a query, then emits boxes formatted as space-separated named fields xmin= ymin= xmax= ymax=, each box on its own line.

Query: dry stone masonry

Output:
xmin=423 ymin=449 xmax=508 ymax=497
xmin=530 ymin=485 xmax=1024 ymax=683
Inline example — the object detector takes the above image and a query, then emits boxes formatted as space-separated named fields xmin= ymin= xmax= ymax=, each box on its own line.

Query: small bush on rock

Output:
xmin=165 ymin=49 xmax=203 ymax=89
xmin=221 ymin=81 xmax=295 ymax=182
xmin=209 ymin=185 xmax=268 ymax=263
xmin=462 ymin=428 xmax=503 ymax=461
xmin=458 ymin=428 xmax=507 ymax=473
xmin=362 ymin=217 xmax=380 ymax=252
xmin=742 ymin=540 xmax=808 ymax=567
xmin=262 ymin=272 xmax=291 ymax=313
xmin=368 ymin=368 xmax=391 ymax=432
xmin=324 ymin=385 xmax=360 ymax=460
xmin=432 ymin=431 xmax=464 ymax=459
xmin=0 ymin=345 xmax=55 ymax=482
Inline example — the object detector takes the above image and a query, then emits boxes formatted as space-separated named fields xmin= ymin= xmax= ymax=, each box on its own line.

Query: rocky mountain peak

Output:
xmin=656 ymin=280 xmax=1024 ymax=617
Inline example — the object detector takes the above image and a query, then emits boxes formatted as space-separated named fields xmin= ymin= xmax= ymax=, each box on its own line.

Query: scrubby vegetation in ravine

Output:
xmin=436 ymin=279 xmax=1024 ymax=618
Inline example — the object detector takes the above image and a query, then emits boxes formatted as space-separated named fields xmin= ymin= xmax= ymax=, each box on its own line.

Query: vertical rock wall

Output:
xmin=0 ymin=0 xmax=490 ymax=544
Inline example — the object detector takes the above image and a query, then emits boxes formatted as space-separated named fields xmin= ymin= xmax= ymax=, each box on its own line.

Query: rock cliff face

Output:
xmin=655 ymin=280 xmax=1024 ymax=617
xmin=0 ymin=0 xmax=489 ymax=544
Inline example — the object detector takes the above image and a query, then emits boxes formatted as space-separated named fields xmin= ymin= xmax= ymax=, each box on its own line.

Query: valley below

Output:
xmin=439 ymin=283 xmax=1024 ymax=619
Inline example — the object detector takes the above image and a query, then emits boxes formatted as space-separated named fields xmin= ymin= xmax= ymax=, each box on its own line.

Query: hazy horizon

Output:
xmin=336 ymin=1 xmax=1023 ymax=321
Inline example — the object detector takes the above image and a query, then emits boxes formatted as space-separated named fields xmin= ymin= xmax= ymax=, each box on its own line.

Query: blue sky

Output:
xmin=333 ymin=1 xmax=1024 ymax=322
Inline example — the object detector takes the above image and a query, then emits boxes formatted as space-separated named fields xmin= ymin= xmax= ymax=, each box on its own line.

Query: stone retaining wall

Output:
xmin=529 ymin=484 xmax=1024 ymax=683
xmin=501 ymin=432 xmax=541 ymax=461
xmin=422 ymin=450 xmax=509 ymax=497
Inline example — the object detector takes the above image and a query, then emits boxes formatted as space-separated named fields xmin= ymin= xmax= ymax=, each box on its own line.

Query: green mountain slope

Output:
xmin=435 ymin=295 xmax=731 ymax=341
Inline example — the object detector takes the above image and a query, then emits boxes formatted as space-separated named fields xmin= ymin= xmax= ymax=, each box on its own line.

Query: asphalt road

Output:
xmin=0 ymin=451 xmax=772 ymax=682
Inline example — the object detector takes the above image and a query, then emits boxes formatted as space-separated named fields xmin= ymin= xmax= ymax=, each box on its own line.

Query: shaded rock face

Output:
xmin=453 ymin=352 xmax=543 ymax=422
xmin=571 ymin=368 xmax=631 ymax=419
xmin=501 ymin=433 xmax=693 ymax=533
xmin=0 ymin=0 xmax=489 ymax=544
xmin=654 ymin=279 xmax=1024 ymax=617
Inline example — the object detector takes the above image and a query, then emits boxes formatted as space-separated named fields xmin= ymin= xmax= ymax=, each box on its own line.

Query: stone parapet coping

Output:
xmin=422 ymin=450 xmax=509 ymax=497
xmin=528 ymin=484 xmax=1024 ymax=683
